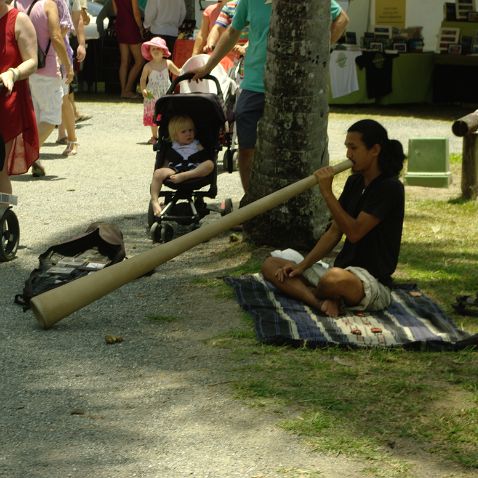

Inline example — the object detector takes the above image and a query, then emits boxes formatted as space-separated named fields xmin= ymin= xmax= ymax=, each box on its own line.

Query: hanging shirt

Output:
xmin=329 ymin=50 xmax=362 ymax=98
xmin=355 ymin=51 xmax=399 ymax=99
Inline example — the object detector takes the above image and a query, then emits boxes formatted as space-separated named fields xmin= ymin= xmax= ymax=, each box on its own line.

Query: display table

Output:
xmin=329 ymin=52 xmax=434 ymax=105
xmin=433 ymin=54 xmax=478 ymax=103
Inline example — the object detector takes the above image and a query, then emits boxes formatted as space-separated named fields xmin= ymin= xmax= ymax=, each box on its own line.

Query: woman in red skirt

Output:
xmin=0 ymin=0 xmax=39 ymax=194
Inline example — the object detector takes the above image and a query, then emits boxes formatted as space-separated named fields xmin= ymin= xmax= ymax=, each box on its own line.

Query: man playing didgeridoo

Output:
xmin=261 ymin=119 xmax=405 ymax=317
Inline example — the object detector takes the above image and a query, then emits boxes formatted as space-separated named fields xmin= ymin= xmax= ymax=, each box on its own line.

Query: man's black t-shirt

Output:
xmin=334 ymin=173 xmax=404 ymax=286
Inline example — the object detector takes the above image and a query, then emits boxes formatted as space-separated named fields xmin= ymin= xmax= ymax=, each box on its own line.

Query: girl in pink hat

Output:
xmin=139 ymin=37 xmax=180 ymax=144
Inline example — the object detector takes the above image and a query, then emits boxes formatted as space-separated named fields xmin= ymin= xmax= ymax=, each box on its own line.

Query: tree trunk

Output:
xmin=243 ymin=0 xmax=332 ymax=250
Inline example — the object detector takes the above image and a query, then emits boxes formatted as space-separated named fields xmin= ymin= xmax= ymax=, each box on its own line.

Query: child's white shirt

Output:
xmin=172 ymin=139 xmax=200 ymax=160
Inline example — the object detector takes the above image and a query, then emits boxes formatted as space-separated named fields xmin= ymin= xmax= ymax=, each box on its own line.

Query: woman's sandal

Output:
xmin=62 ymin=141 xmax=78 ymax=157
xmin=31 ymin=162 xmax=46 ymax=177
xmin=56 ymin=136 xmax=68 ymax=145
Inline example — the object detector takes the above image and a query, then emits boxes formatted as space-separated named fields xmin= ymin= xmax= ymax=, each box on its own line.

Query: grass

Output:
xmin=201 ymin=155 xmax=478 ymax=476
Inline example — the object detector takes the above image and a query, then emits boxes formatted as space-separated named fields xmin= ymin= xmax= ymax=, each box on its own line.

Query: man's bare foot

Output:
xmin=320 ymin=299 xmax=342 ymax=317
xmin=151 ymin=200 xmax=162 ymax=216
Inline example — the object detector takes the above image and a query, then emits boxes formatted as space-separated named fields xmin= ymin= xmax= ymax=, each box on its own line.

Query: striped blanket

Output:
xmin=225 ymin=274 xmax=478 ymax=350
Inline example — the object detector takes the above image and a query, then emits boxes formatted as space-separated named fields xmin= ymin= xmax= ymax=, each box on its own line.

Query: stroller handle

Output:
xmin=166 ymin=73 xmax=224 ymax=102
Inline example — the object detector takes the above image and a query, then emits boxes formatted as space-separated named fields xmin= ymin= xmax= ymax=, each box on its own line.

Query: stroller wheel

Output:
xmin=223 ymin=149 xmax=235 ymax=173
xmin=220 ymin=198 xmax=233 ymax=216
xmin=0 ymin=208 xmax=20 ymax=262
xmin=151 ymin=222 xmax=174 ymax=244
xmin=147 ymin=201 xmax=158 ymax=228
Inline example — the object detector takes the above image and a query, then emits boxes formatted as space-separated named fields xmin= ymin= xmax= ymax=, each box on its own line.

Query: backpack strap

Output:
xmin=16 ymin=0 xmax=51 ymax=56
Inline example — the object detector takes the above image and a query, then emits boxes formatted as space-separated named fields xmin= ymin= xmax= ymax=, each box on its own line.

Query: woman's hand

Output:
xmin=0 ymin=69 xmax=17 ymax=94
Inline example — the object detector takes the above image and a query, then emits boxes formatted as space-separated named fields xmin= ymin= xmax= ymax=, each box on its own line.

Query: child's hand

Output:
xmin=142 ymin=89 xmax=153 ymax=99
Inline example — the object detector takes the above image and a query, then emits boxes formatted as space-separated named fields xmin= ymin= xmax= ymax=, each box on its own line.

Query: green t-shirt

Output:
xmin=232 ymin=0 xmax=342 ymax=93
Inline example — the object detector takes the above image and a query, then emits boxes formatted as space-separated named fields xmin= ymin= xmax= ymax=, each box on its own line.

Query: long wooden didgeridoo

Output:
xmin=31 ymin=160 xmax=353 ymax=329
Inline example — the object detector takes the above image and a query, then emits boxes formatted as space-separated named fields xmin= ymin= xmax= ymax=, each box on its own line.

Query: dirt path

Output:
xmin=0 ymin=98 xmax=472 ymax=477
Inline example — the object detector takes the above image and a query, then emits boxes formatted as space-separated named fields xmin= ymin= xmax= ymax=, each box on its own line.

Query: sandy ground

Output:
xmin=0 ymin=97 xmax=473 ymax=478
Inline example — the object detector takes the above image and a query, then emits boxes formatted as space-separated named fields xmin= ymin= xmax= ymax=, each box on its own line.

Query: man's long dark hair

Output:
xmin=347 ymin=119 xmax=405 ymax=177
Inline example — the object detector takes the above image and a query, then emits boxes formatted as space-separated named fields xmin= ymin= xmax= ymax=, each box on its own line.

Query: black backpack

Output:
xmin=15 ymin=223 xmax=126 ymax=310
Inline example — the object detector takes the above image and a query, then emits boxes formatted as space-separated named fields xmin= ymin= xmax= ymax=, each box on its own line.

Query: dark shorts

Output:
xmin=235 ymin=89 xmax=265 ymax=149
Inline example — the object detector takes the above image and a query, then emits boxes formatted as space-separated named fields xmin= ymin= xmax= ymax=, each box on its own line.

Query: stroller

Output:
xmin=147 ymin=72 xmax=233 ymax=243
xmin=180 ymin=54 xmax=238 ymax=173
xmin=0 ymin=134 xmax=20 ymax=262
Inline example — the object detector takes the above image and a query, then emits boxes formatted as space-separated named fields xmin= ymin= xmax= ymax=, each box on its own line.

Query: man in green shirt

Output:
xmin=192 ymin=0 xmax=348 ymax=193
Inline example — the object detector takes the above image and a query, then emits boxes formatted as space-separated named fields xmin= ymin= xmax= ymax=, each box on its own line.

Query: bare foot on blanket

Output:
xmin=320 ymin=299 xmax=342 ymax=317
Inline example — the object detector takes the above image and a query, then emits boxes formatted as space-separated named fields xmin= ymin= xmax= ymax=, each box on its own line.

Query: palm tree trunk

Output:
xmin=244 ymin=0 xmax=332 ymax=250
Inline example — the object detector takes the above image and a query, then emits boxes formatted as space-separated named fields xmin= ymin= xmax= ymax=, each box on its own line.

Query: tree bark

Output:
xmin=243 ymin=0 xmax=333 ymax=250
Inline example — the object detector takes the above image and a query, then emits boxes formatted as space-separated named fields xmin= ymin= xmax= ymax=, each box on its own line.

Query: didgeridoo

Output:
xmin=31 ymin=159 xmax=352 ymax=329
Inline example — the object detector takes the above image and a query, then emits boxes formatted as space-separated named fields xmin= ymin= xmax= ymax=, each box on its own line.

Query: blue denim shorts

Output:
xmin=235 ymin=89 xmax=265 ymax=149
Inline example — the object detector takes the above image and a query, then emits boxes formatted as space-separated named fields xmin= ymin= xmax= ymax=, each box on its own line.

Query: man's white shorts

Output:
xmin=270 ymin=249 xmax=392 ymax=312
xmin=29 ymin=74 xmax=63 ymax=126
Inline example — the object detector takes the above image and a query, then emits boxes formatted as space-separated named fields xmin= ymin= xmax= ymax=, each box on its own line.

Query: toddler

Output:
xmin=140 ymin=37 xmax=180 ymax=144
xmin=150 ymin=115 xmax=215 ymax=216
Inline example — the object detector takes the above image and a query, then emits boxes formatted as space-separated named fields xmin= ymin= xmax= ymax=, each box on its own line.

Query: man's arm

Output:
xmin=192 ymin=13 xmax=209 ymax=56
xmin=45 ymin=0 xmax=74 ymax=82
xmin=204 ymin=23 xmax=225 ymax=53
xmin=79 ymin=0 xmax=90 ymax=26
xmin=142 ymin=0 xmax=156 ymax=30
xmin=315 ymin=167 xmax=380 ymax=243
xmin=71 ymin=9 xmax=86 ymax=62
xmin=191 ymin=26 xmax=241 ymax=80
xmin=278 ymin=221 xmax=342 ymax=281
xmin=331 ymin=9 xmax=349 ymax=43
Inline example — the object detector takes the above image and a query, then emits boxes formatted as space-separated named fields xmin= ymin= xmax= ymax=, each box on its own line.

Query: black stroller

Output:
xmin=147 ymin=73 xmax=233 ymax=243
xmin=0 ymin=135 xmax=20 ymax=261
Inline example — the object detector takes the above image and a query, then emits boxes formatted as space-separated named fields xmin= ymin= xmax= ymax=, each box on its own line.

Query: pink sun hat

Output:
xmin=141 ymin=37 xmax=171 ymax=61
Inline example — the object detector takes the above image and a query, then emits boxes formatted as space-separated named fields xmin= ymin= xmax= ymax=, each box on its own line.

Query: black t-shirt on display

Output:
xmin=334 ymin=173 xmax=405 ymax=286
xmin=355 ymin=51 xmax=398 ymax=99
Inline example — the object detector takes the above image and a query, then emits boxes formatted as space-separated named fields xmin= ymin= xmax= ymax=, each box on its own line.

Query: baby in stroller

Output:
xmin=150 ymin=115 xmax=214 ymax=216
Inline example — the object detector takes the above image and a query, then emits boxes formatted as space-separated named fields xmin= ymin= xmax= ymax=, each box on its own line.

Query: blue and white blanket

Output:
xmin=225 ymin=274 xmax=478 ymax=350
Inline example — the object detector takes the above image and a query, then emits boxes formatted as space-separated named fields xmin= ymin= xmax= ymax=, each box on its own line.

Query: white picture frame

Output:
xmin=369 ymin=42 xmax=384 ymax=52
xmin=393 ymin=43 xmax=407 ymax=53
xmin=437 ymin=27 xmax=460 ymax=54
xmin=448 ymin=43 xmax=463 ymax=55
xmin=456 ymin=0 xmax=476 ymax=20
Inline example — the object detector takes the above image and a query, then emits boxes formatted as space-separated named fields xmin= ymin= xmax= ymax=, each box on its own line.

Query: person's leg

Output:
xmin=150 ymin=167 xmax=175 ymax=215
xmin=314 ymin=267 xmax=365 ymax=316
xmin=61 ymin=93 xmax=78 ymax=156
xmin=30 ymin=122 xmax=55 ymax=176
xmin=124 ymin=44 xmax=144 ymax=96
xmin=29 ymin=74 xmax=63 ymax=176
xmin=316 ymin=267 xmax=365 ymax=305
xmin=169 ymin=160 xmax=214 ymax=183
xmin=160 ymin=35 xmax=176 ymax=59
xmin=234 ymin=90 xmax=265 ymax=193
xmin=118 ymin=43 xmax=131 ymax=97
xmin=238 ymin=148 xmax=254 ymax=192
xmin=261 ymin=256 xmax=324 ymax=310
xmin=0 ymin=140 xmax=12 ymax=196
xmin=149 ymin=125 xmax=158 ymax=143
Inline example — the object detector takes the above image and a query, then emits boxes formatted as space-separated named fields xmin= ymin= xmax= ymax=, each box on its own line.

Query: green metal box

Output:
xmin=404 ymin=138 xmax=452 ymax=188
